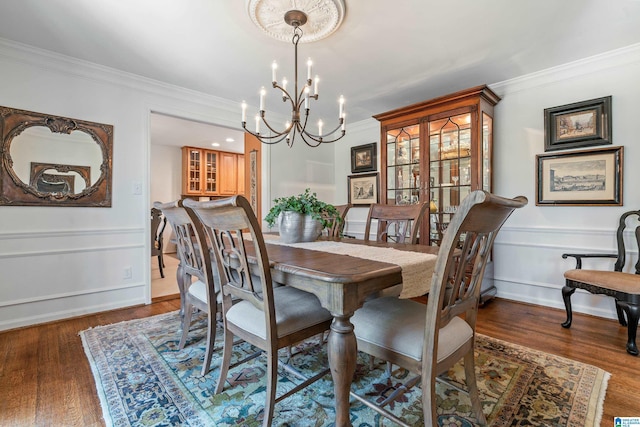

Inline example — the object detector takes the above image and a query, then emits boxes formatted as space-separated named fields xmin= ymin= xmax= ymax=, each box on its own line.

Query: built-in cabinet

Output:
xmin=181 ymin=146 xmax=244 ymax=198
xmin=374 ymin=85 xmax=500 ymax=246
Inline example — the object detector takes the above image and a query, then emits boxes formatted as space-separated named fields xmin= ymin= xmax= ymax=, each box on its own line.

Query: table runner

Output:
xmin=265 ymin=239 xmax=437 ymax=298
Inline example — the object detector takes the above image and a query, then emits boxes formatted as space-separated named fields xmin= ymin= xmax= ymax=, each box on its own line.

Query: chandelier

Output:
xmin=241 ymin=10 xmax=346 ymax=148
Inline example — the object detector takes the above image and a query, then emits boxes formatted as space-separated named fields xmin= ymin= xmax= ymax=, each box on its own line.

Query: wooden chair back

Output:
xmin=424 ymin=191 xmax=527 ymax=367
xmin=327 ymin=203 xmax=351 ymax=238
xmin=364 ymin=202 xmax=428 ymax=244
xmin=153 ymin=200 xmax=208 ymax=284
xmin=150 ymin=207 xmax=167 ymax=277
xmin=184 ymin=196 xmax=276 ymax=331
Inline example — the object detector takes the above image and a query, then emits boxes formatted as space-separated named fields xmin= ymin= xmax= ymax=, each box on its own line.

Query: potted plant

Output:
xmin=264 ymin=188 xmax=342 ymax=243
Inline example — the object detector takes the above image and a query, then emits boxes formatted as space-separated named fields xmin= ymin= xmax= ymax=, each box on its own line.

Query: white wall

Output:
xmin=331 ymin=119 xmax=381 ymax=238
xmin=490 ymin=44 xmax=640 ymax=320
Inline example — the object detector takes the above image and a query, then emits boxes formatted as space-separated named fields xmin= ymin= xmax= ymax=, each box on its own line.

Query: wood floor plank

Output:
xmin=0 ymin=297 xmax=636 ymax=426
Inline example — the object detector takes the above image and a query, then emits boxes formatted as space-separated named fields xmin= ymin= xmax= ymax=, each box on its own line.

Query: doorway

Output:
xmin=149 ymin=112 xmax=245 ymax=300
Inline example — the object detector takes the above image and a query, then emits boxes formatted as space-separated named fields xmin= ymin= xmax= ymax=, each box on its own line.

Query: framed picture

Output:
xmin=351 ymin=143 xmax=377 ymax=173
xmin=536 ymin=146 xmax=623 ymax=206
xmin=348 ymin=172 xmax=379 ymax=205
xmin=544 ymin=96 xmax=612 ymax=152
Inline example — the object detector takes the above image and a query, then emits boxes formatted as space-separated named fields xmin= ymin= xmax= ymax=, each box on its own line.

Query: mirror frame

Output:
xmin=0 ymin=106 xmax=113 ymax=207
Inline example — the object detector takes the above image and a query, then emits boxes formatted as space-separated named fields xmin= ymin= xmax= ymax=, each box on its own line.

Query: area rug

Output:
xmin=80 ymin=311 xmax=609 ymax=427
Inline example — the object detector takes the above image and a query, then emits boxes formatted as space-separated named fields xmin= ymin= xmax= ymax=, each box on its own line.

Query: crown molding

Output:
xmin=490 ymin=43 xmax=640 ymax=96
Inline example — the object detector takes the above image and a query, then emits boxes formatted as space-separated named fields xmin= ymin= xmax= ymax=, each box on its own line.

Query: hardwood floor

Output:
xmin=0 ymin=297 xmax=637 ymax=426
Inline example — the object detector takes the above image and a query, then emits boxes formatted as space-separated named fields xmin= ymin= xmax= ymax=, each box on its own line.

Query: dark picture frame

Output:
xmin=348 ymin=172 xmax=379 ymax=206
xmin=544 ymin=96 xmax=612 ymax=152
xmin=536 ymin=146 xmax=623 ymax=206
xmin=350 ymin=143 xmax=377 ymax=173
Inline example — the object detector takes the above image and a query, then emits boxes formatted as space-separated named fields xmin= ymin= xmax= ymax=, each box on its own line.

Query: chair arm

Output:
xmin=561 ymin=253 xmax=617 ymax=269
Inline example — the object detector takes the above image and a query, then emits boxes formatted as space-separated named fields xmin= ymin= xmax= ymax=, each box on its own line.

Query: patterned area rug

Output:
xmin=80 ymin=311 xmax=609 ymax=427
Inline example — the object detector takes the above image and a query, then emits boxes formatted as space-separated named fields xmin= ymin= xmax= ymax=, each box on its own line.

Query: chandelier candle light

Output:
xmin=241 ymin=10 xmax=346 ymax=147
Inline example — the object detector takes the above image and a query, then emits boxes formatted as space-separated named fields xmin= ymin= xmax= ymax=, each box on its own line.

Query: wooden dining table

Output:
xmin=256 ymin=238 xmax=440 ymax=427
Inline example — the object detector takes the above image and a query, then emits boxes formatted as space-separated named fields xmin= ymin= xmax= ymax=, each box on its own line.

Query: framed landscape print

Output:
xmin=350 ymin=143 xmax=377 ymax=173
xmin=544 ymin=96 xmax=612 ymax=152
xmin=348 ymin=172 xmax=379 ymax=205
xmin=536 ymin=146 xmax=622 ymax=206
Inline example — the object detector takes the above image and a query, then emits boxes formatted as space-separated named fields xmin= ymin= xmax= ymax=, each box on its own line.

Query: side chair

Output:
xmin=184 ymin=195 xmax=334 ymax=427
xmin=327 ymin=203 xmax=351 ymax=238
xmin=364 ymin=202 xmax=429 ymax=244
xmin=153 ymin=199 xmax=221 ymax=376
xmin=350 ymin=190 xmax=527 ymax=426
xmin=150 ymin=207 xmax=167 ymax=278
xmin=562 ymin=209 xmax=640 ymax=355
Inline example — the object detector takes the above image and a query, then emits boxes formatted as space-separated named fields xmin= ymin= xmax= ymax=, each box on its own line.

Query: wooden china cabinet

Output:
xmin=181 ymin=147 xmax=245 ymax=198
xmin=182 ymin=147 xmax=219 ymax=196
xmin=374 ymin=85 xmax=500 ymax=247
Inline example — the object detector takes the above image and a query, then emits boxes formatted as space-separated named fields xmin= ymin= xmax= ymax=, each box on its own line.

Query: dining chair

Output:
xmin=364 ymin=202 xmax=429 ymax=244
xmin=184 ymin=195 xmax=334 ymax=427
xmin=327 ymin=203 xmax=351 ymax=238
xmin=150 ymin=207 xmax=167 ymax=278
xmin=350 ymin=190 xmax=527 ymax=426
xmin=153 ymin=199 xmax=221 ymax=376
xmin=561 ymin=209 xmax=640 ymax=355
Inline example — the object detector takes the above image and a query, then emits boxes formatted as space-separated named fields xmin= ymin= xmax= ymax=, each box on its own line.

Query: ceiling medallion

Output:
xmin=246 ymin=0 xmax=346 ymax=43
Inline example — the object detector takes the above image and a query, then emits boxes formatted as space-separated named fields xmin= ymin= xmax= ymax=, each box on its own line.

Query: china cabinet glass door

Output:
xmin=204 ymin=151 xmax=218 ymax=194
xmin=385 ymin=124 xmax=421 ymax=206
xmin=428 ymin=112 xmax=472 ymax=245
xmin=187 ymin=148 xmax=201 ymax=194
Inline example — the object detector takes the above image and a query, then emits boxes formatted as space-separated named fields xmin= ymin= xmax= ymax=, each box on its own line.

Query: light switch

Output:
xmin=132 ymin=181 xmax=142 ymax=195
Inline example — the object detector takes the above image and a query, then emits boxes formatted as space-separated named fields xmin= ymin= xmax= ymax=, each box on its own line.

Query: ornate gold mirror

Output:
xmin=0 ymin=106 xmax=113 ymax=207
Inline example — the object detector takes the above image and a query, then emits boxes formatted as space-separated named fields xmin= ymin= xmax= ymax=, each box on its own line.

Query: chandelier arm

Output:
xmin=272 ymin=81 xmax=296 ymax=105
xmin=301 ymin=128 xmax=346 ymax=145
xmin=318 ymin=120 xmax=345 ymax=139
xmin=242 ymin=122 xmax=290 ymax=144
xmin=260 ymin=113 xmax=293 ymax=136
xmin=298 ymin=132 xmax=325 ymax=148
xmin=287 ymin=124 xmax=300 ymax=147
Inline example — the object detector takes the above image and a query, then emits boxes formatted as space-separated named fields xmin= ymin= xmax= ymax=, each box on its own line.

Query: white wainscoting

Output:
xmin=342 ymin=209 xmax=626 ymax=321
xmin=0 ymin=227 xmax=146 ymax=331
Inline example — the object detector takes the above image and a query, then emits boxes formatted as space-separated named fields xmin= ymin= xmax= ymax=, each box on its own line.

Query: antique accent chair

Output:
xmin=184 ymin=195 xmax=334 ymax=427
xmin=562 ymin=209 xmax=640 ymax=355
xmin=153 ymin=200 xmax=221 ymax=376
xmin=150 ymin=207 xmax=167 ymax=278
xmin=327 ymin=203 xmax=351 ymax=238
xmin=350 ymin=191 xmax=527 ymax=426
xmin=364 ymin=202 xmax=429 ymax=244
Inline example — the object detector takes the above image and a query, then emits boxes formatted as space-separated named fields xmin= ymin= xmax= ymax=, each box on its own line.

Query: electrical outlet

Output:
xmin=123 ymin=266 xmax=132 ymax=280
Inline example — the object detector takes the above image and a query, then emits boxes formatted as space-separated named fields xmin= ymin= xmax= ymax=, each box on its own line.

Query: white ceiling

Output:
xmin=150 ymin=113 xmax=245 ymax=153
xmin=1 ymin=0 xmax=640 ymax=150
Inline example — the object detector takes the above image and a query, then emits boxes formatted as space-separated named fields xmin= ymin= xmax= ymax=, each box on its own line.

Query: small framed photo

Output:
xmin=544 ymin=96 xmax=612 ymax=152
xmin=348 ymin=172 xmax=379 ymax=206
xmin=351 ymin=143 xmax=377 ymax=173
xmin=536 ymin=146 xmax=623 ymax=206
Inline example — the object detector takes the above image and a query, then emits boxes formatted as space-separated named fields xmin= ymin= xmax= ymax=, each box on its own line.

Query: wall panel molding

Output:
xmin=0 ymin=243 xmax=143 ymax=259
xmin=0 ymin=281 xmax=145 ymax=308
xmin=0 ymin=226 xmax=143 ymax=240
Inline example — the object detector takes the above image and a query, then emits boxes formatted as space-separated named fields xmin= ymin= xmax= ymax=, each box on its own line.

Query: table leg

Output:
xmin=327 ymin=314 xmax=356 ymax=427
